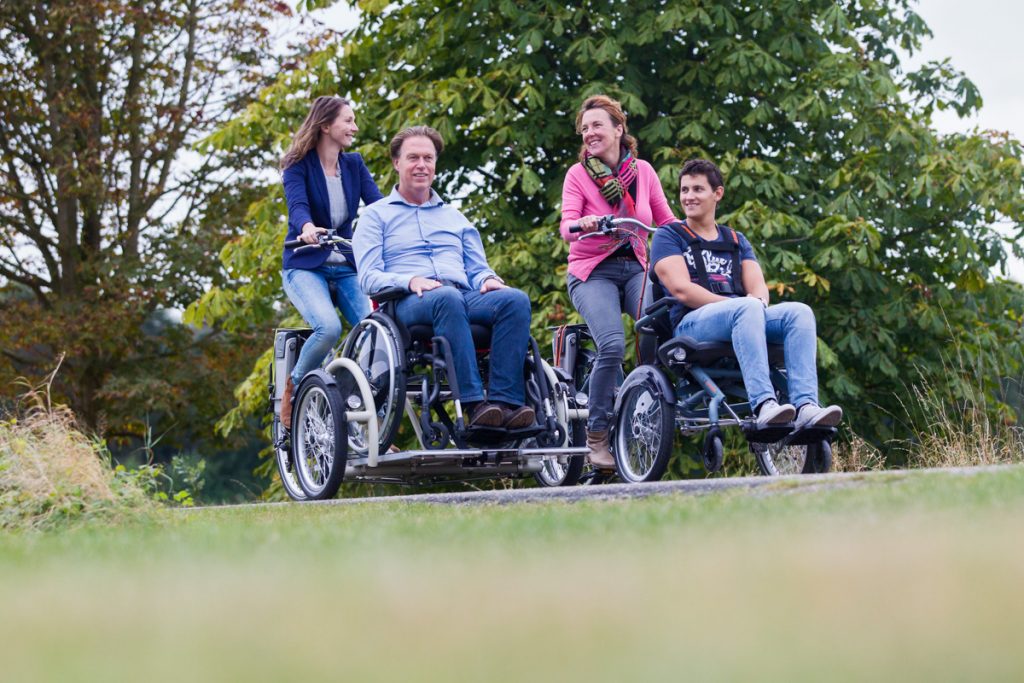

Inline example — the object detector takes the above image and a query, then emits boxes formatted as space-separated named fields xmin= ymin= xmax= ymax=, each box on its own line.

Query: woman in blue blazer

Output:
xmin=279 ymin=96 xmax=384 ymax=426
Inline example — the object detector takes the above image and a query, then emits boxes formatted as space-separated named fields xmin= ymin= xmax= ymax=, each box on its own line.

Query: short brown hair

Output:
xmin=574 ymin=95 xmax=638 ymax=162
xmin=389 ymin=125 xmax=444 ymax=160
xmin=679 ymin=158 xmax=724 ymax=190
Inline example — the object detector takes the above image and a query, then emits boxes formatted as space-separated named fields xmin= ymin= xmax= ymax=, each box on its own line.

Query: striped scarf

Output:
xmin=583 ymin=148 xmax=638 ymax=216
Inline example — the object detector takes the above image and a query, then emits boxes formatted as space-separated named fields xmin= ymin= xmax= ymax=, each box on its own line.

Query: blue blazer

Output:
xmin=282 ymin=149 xmax=384 ymax=270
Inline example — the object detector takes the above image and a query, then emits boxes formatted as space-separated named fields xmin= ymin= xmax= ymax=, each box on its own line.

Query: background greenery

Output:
xmin=2 ymin=0 xmax=1022 ymax=499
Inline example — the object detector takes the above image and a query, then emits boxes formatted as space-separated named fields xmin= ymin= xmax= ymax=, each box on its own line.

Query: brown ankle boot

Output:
xmin=586 ymin=429 xmax=615 ymax=470
xmin=281 ymin=376 xmax=295 ymax=430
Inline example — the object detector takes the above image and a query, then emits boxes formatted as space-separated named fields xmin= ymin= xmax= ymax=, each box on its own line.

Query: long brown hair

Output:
xmin=280 ymin=96 xmax=350 ymax=170
xmin=574 ymin=94 xmax=638 ymax=162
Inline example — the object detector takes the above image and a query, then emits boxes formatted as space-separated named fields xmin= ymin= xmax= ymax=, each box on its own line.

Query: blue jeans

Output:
xmin=675 ymin=297 xmax=819 ymax=410
xmin=282 ymin=263 xmax=370 ymax=385
xmin=567 ymin=257 xmax=648 ymax=432
xmin=395 ymin=285 xmax=532 ymax=405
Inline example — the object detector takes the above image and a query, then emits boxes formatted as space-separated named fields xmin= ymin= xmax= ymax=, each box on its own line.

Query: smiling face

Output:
xmin=679 ymin=173 xmax=725 ymax=222
xmin=579 ymin=107 xmax=623 ymax=164
xmin=393 ymin=135 xmax=437 ymax=199
xmin=321 ymin=105 xmax=358 ymax=149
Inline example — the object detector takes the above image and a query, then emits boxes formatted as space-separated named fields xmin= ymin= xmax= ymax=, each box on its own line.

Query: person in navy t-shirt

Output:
xmin=648 ymin=159 xmax=842 ymax=431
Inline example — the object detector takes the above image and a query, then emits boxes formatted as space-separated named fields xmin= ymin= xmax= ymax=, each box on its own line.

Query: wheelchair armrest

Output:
xmin=369 ymin=286 xmax=408 ymax=304
xmin=644 ymin=296 xmax=677 ymax=316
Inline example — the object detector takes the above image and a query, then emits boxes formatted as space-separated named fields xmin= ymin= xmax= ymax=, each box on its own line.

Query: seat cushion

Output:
xmin=407 ymin=323 xmax=492 ymax=349
xmin=658 ymin=335 xmax=785 ymax=367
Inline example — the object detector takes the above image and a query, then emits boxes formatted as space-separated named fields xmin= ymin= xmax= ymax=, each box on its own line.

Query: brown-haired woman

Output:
xmin=559 ymin=94 xmax=676 ymax=469
xmin=279 ymin=95 xmax=383 ymax=427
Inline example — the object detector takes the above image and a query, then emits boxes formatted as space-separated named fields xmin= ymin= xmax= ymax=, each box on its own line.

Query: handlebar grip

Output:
xmin=568 ymin=225 xmax=582 ymax=233
xmin=284 ymin=239 xmax=303 ymax=249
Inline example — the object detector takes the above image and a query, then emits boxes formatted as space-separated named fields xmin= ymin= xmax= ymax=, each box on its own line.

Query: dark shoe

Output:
xmin=468 ymin=401 xmax=503 ymax=428
xmin=281 ymin=376 xmax=295 ymax=430
xmin=501 ymin=405 xmax=536 ymax=429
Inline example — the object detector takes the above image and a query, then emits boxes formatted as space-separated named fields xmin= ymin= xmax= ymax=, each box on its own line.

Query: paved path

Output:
xmin=207 ymin=464 xmax=1017 ymax=510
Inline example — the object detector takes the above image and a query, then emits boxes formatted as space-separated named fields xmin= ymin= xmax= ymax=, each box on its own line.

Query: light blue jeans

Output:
xmin=282 ymin=263 xmax=370 ymax=385
xmin=394 ymin=285 xmax=532 ymax=405
xmin=675 ymin=297 xmax=819 ymax=410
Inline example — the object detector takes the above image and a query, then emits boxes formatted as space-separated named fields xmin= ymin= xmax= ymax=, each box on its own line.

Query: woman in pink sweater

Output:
xmin=559 ymin=95 xmax=676 ymax=470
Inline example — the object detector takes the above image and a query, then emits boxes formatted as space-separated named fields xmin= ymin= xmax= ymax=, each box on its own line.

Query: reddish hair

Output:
xmin=574 ymin=94 xmax=638 ymax=162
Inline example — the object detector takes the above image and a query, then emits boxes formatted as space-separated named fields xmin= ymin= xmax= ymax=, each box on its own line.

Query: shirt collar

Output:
xmin=386 ymin=185 xmax=445 ymax=208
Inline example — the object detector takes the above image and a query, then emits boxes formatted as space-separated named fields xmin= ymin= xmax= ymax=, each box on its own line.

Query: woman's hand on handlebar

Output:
xmin=576 ymin=215 xmax=601 ymax=233
xmin=300 ymin=223 xmax=327 ymax=244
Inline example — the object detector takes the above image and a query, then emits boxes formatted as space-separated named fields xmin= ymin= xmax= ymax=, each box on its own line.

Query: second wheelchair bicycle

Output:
xmin=610 ymin=295 xmax=836 ymax=483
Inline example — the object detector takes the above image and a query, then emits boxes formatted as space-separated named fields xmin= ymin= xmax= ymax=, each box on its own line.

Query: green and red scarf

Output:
xmin=583 ymin=148 xmax=639 ymax=216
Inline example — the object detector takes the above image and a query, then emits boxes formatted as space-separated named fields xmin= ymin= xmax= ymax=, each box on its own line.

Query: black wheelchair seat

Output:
xmin=407 ymin=323 xmax=492 ymax=349
xmin=657 ymin=335 xmax=786 ymax=368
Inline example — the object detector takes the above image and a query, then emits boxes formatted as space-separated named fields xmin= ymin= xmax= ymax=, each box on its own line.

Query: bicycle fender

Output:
xmin=613 ymin=365 xmax=676 ymax=414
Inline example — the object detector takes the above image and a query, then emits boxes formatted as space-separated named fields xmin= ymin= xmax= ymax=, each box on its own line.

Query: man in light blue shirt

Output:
xmin=353 ymin=125 xmax=534 ymax=429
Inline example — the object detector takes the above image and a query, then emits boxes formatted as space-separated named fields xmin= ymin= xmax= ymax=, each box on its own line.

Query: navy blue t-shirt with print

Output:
xmin=649 ymin=223 xmax=759 ymax=329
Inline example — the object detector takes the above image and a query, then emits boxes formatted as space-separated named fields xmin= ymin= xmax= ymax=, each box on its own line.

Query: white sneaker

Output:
xmin=755 ymin=399 xmax=796 ymax=429
xmin=794 ymin=404 xmax=843 ymax=430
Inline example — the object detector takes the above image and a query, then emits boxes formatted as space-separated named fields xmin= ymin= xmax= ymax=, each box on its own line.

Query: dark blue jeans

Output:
xmin=282 ymin=263 xmax=370 ymax=385
xmin=395 ymin=285 xmax=532 ymax=405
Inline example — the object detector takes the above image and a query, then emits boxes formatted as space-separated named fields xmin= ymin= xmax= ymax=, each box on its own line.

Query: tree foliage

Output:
xmin=0 ymin=0 xmax=285 ymax=438
xmin=194 ymin=0 xmax=1024 ymax=450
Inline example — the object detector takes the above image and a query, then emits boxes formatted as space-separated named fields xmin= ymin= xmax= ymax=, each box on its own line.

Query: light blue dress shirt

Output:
xmin=353 ymin=186 xmax=498 ymax=294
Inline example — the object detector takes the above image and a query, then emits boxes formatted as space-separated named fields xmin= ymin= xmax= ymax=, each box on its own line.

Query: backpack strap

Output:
xmin=720 ymin=226 xmax=746 ymax=297
xmin=665 ymin=221 xmax=712 ymax=291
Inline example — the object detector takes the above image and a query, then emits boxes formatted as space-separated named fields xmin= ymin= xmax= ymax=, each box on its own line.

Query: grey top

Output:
xmin=324 ymin=164 xmax=349 ymax=264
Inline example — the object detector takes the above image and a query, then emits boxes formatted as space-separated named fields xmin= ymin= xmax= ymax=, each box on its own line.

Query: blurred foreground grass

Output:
xmin=2 ymin=467 xmax=1023 ymax=681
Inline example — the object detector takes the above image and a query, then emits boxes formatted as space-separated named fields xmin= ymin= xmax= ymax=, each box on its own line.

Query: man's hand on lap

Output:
xmin=479 ymin=276 xmax=506 ymax=294
xmin=409 ymin=276 xmax=442 ymax=297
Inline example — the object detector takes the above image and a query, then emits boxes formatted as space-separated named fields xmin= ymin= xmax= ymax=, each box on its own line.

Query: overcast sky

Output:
xmin=305 ymin=1 xmax=1022 ymax=279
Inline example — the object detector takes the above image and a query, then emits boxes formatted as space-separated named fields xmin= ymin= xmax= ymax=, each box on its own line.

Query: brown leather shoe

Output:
xmin=586 ymin=429 xmax=615 ymax=470
xmin=281 ymin=376 xmax=295 ymax=430
xmin=468 ymin=401 xmax=503 ymax=427
xmin=501 ymin=405 xmax=536 ymax=429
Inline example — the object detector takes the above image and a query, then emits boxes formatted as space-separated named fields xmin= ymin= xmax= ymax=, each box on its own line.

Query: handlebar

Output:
xmin=285 ymin=233 xmax=353 ymax=254
xmin=568 ymin=216 xmax=659 ymax=240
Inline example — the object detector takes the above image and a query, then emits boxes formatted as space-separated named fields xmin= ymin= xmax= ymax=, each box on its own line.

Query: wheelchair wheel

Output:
xmin=613 ymin=372 xmax=674 ymax=483
xmin=534 ymin=361 xmax=585 ymax=487
xmin=751 ymin=438 xmax=833 ymax=476
xmin=805 ymin=440 xmax=833 ymax=474
xmin=273 ymin=415 xmax=306 ymax=501
xmin=342 ymin=314 xmax=406 ymax=454
xmin=703 ymin=428 xmax=724 ymax=473
xmin=293 ymin=374 xmax=348 ymax=500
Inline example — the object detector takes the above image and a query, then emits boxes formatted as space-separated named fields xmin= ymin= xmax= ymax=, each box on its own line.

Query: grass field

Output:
xmin=2 ymin=466 xmax=1023 ymax=682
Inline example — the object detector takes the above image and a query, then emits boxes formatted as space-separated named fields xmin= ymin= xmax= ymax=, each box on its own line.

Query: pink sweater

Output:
xmin=559 ymin=159 xmax=677 ymax=281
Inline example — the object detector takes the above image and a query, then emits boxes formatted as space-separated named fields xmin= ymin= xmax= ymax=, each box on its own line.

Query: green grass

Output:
xmin=3 ymin=467 xmax=1024 ymax=681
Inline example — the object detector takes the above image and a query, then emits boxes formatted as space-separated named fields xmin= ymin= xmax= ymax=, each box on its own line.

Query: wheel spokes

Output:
xmin=623 ymin=388 xmax=661 ymax=478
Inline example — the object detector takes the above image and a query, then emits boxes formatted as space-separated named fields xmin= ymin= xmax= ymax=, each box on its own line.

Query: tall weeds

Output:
xmin=895 ymin=372 xmax=1023 ymax=469
xmin=1 ymin=361 xmax=158 ymax=531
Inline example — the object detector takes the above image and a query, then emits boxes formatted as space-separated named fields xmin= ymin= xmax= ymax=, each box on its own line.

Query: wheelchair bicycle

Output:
xmin=269 ymin=235 xmax=588 ymax=500
xmin=609 ymin=291 xmax=836 ymax=483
